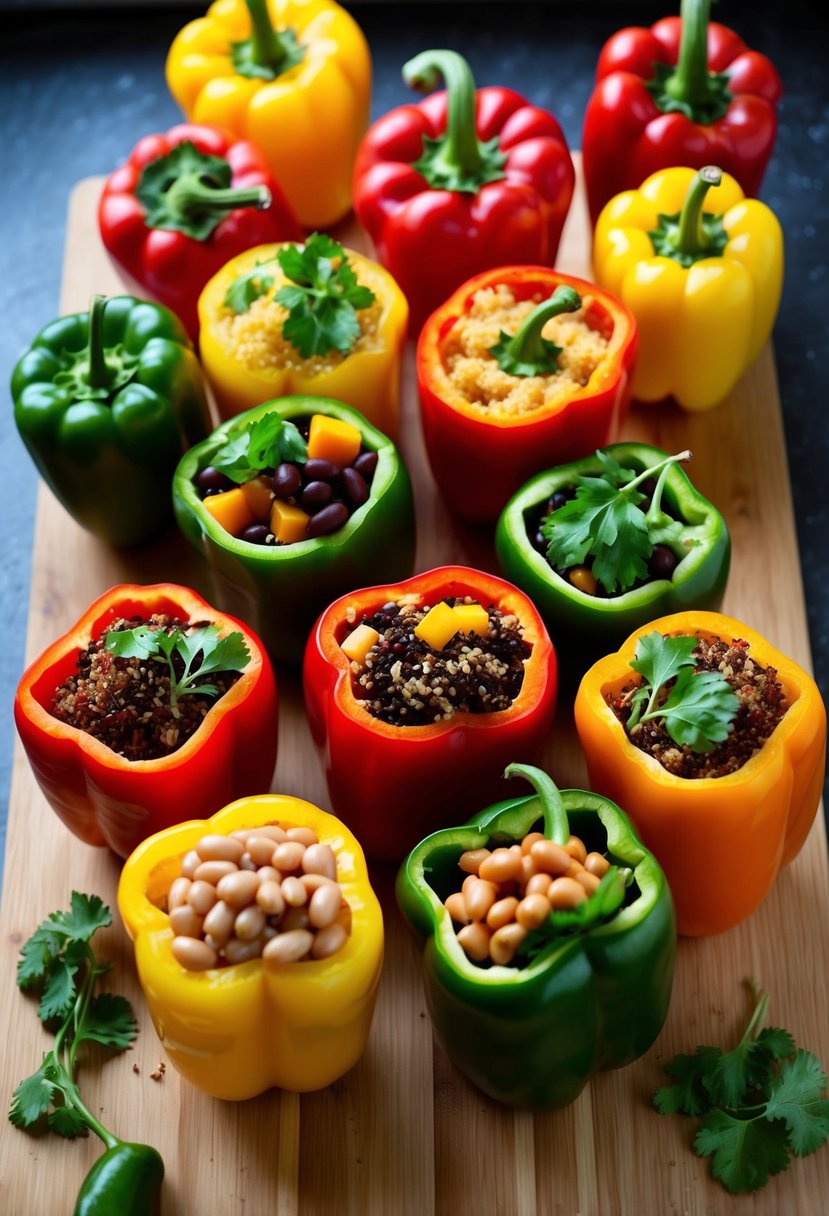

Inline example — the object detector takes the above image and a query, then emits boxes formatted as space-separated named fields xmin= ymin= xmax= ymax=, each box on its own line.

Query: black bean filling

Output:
xmin=346 ymin=598 xmax=531 ymax=726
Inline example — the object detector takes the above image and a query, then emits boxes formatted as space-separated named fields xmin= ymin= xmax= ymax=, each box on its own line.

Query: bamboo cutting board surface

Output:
xmin=1 ymin=167 xmax=828 ymax=1216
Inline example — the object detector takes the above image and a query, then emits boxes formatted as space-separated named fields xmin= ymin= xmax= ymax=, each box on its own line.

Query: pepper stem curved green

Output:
xmin=164 ymin=174 xmax=271 ymax=222
xmin=234 ymin=0 xmax=304 ymax=80
xmin=492 ymin=287 xmax=582 ymax=376
xmin=85 ymin=296 xmax=114 ymax=390
xmin=505 ymin=763 xmax=570 ymax=846
xmin=666 ymin=0 xmax=713 ymax=109
xmin=676 ymin=165 xmax=723 ymax=255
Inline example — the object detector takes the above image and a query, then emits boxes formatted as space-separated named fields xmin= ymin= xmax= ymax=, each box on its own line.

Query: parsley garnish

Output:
xmin=274 ymin=233 xmax=376 ymax=358
xmin=542 ymin=449 xmax=693 ymax=594
xmin=211 ymin=411 xmax=307 ymax=483
xmin=104 ymin=623 xmax=250 ymax=718
xmin=624 ymin=632 xmax=740 ymax=753
xmin=223 ymin=260 xmax=276 ymax=314
xmin=654 ymin=981 xmax=829 ymax=1193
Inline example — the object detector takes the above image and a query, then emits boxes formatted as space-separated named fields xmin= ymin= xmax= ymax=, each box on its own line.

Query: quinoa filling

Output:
xmin=610 ymin=635 xmax=787 ymax=779
xmin=345 ymin=598 xmax=531 ymax=726
xmin=50 ymin=615 xmax=242 ymax=761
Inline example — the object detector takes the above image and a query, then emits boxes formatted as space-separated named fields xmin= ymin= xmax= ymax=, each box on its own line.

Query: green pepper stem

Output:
xmin=85 ymin=295 xmax=115 ymax=390
xmin=244 ymin=0 xmax=293 ymax=72
xmin=164 ymin=174 xmax=271 ymax=222
xmin=403 ymin=49 xmax=483 ymax=179
xmin=504 ymin=763 xmax=570 ymax=847
xmin=666 ymin=0 xmax=713 ymax=108
xmin=624 ymin=449 xmax=691 ymax=497
xmin=676 ymin=166 xmax=722 ymax=256
xmin=499 ymin=287 xmax=582 ymax=369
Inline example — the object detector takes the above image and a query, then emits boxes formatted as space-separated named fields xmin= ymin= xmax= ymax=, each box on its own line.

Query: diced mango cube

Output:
xmin=453 ymin=603 xmax=490 ymax=637
xmin=414 ymin=601 xmax=462 ymax=650
xmin=307 ymin=414 xmax=361 ymax=468
xmin=203 ymin=487 xmax=256 ymax=537
xmin=270 ymin=500 xmax=310 ymax=544
xmin=341 ymin=623 xmax=381 ymax=665
xmin=240 ymin=475 xmax=275 ymax=522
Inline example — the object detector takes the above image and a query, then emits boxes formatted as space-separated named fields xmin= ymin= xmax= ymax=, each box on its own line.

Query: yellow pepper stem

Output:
xmin=236 ymin=0 xmax=304 ymax=80
xmin=676 ymin=165 xmax=723 ymax=256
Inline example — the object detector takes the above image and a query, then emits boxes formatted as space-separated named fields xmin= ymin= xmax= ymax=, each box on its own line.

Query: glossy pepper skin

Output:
xmin=173 ymin=396 xmax=415 ymax=665
xmin=166 ymin=0 xmax=371 ymax=228
xmin=198 ymin=242 xmax=408 ymax=435
xmin=417 ymin=267 xmax=637 ymax=523
xmin=593 ymin=165 xmax=783 ymax=411
xmin=14 ymin=584 xmax=278 ymax=859
xmin=74 ymin=1143 xmax=164 ymax=1216
xmin=98 ymin=123 xmax=302 ymax=341
xmin=353 ymin=49 xmax=575 ymax=333
xmin=118 ymin=794 xmax=384 ymax=1099
xmin=495 ymin=443 xmax=730 ymax=651
xmin=397 ymin=765 xmax=675 ymax=1110
xmin=574 ymin=612 xmax=827 ymax=936
xmin=11 ymin=295 xmax=209 ymax=547
xmin=582 ymin=0 xmax=782 ymax=224
xmin=304 ymin=567 xmax=558 ymax=861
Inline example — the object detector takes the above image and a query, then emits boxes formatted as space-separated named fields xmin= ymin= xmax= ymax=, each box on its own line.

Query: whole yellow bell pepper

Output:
xmin=593 ymin=165 xmax=783 ymax=411
xmin=166 ymin=0 xmax=371 ymax=228
xmin=198 ymin=239 xmax=408 ymax=436
xmin=117 ymin=794 xmax=384 ymax=1099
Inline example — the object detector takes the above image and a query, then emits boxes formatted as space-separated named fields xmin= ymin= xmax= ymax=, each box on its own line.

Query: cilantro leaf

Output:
xmin=8 ymin=1060 xmax=57 ymax=1128
xmin=629 ymin=632 xmax=698 ymax=716
xmin=78 ymin=993 xmax=138 ymax=1052
xmin=517 ymin=867 xmax=627 ymax=962
xmin=765 ymin=1051 xmax=829 ymax=1156
xmin=274 ymin=233 xmax=375 ymax=358
xmin=695 ymin=1109 xmax=791 ymax=1193
xmin=38 ymin=953 xmax=80 ymax=1023
xmin=40 ymin=892 xmax=111 ymax=944
xmin=48 ymin=1103 xmax=90 ymax=1139
xmin=17 ymin=927 xmax=63 ymax=989
xmin=103 ymin=625 xmax=160 ymax=662
xmin=654 ymin=1047 xmax=721 ymax=1116
xmin=223 ymin=260 xmax=275 ymax=314
xmin=211 ymin=412 xmax=307 ymax=483
xmin=181 ymin=628 xmax=251 ymax=682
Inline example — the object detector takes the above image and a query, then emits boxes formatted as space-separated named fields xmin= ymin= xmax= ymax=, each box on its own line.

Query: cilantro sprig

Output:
xmin=104 ymin=623 xmax=250 ymax=718
xmin=211 ymin=411 xmax=307 ymax=483
xmin=223 ymin=259 xmax=276 ymax=314
xmin=624 ymin=632 xmax=739 ymax=753
xmin=654 ymin=981 xmax=829 ymax=1193
xmin=542 ymin=449 xmax=693 ymax=594
xmin=517 ymin=864 xmax=632 ymax=963
xmin=274 ymin=233 xmax=376 ymax=358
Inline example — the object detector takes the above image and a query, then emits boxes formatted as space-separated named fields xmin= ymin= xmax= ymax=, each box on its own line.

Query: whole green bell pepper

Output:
xmin=495 ymin=442 xmax=730 ymax=652
xmin=397 ymin=763 xmax=676 ymax=1110
xmin=74 ymin=1142 xmax=164 ymax=1216
xmin=173 ymin=395 xmax=416 ymax=665
xmin=12 ymin=294 xmax=209 ymax=547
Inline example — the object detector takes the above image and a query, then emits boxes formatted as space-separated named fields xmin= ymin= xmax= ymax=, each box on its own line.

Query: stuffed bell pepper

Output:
xmin=12 ymin=295 xmax=209 ymax=547
xmin=397 ymin=764 xmax=675 ymax=1109
xmin=98 ymin=123 xmax=302 ymax=340
xmin=575 ymin=612 xmax=826 ymax=935
xmin=166 ymin=0 xmax=371 ymax=228
xmin=496 ymin=445 xmax=730 ymax=654
xmin=582 ymin=0 xmax=782 ymax=223
xmin=417 ymin=268 xmax=637 ymax=523
xmin=304 ymin=567 xmax=558 ymax=860
xmin=593 ymin=165 xmax=783 ymax=411
xmin=354 ymin=49 xmax=575 ymax=332
xmin=118 ymin=794 xmax=383 ymax=1098
xmin=14 ymin=584 xmax=278 ymax=858
xmin=198 ymin=234 xmax=408 ymax=434
xmin=173 ymin=395 xmax=415 ymax=665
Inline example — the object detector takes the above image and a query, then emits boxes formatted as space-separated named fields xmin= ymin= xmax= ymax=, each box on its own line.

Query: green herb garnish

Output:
xmin=654 ymin=980 xmax=829 ymax=1193
xmin=517 ymin=864 xmax=631 ymax=963
xmin=211 ymin=411 xmax=308 ymax=483
xmin=104 ymin=623 xmax=250 ymax=718
xmin=275 ymin=233 xmax=376 ymax=358
xmin=625 ymin=631 xmax=740 ymax=753
xmin=542 ymin=449 xmax=693 ymax=594
xmin=223 ymin=259 xmax=276 ymax=314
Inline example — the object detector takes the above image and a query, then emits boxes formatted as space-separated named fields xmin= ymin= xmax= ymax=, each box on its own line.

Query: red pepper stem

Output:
xmin=676 ymin=166 xmax=722 ymax=256
xmin=403 ymin=49 xmax=483 ymax=179
xmin=505 ymin=763 xmax=570 ymax=847
xmin=501 ymin=287 xmax=582 ymax=367
xmin=85 ymin=295 xmax=115 ymax=390
xmin=244 ymin=0 xmax=293 ymax=73
xmin=164 ymin=174 xmax=272 ymax=222
xmin=666 ymin=0 xmax=713 ymax=108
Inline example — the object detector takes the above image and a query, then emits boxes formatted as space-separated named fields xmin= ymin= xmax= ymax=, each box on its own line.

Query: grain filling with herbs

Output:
xmin=343 ymin=597 xmax=531 ymax=726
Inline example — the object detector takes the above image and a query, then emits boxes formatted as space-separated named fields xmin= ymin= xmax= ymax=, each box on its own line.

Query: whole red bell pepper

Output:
xmin=98 ymin=123 xmax=302 ymax=340
xmin=353 ymin=49 xmax=575 ymax=333
xmin=582 ymin=0 xmax=782 ymax=225
xmin=14 ymin=584 xmax=278 ymax=859
xmin=303 ymin=566 xmax=558 ymax=861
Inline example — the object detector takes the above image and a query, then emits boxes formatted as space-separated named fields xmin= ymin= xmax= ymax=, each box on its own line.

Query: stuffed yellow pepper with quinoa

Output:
xmin=416 ymin=267 xmax=637 ymax=522
xmin=198 ymin=233 xmax=408 ymax=436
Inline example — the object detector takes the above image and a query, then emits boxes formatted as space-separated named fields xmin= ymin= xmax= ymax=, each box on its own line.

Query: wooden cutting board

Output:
xmin=1 ymin=167 xmax=827 ymax=1216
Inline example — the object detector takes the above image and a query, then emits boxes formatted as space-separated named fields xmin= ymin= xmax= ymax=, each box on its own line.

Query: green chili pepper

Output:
xmin=396 ymin=764 xmax=676 ymax=1110
xmin=12 ymin=294 xmax=209 ymax=546
xmin=74 ymin=1142 xmax=164 ymax=1216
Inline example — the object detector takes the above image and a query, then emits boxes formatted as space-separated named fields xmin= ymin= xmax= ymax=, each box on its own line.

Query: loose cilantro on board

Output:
xmin=654 ymin=981 xmax=829 ymax=1194
xmin=275 ymin=233 xmax=376 ymax=358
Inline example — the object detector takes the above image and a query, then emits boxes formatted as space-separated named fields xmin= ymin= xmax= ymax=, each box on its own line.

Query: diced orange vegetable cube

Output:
xmin=341 ymin=623 xmax=381 ymax=665
xmin=414 ymin=601 xmax=462 ymax=650
xmin=203 ymin=487 xmax=255 ymax=537
xmin=269 ymin=500 xmax=310 ymax=544
xmin=240 ymin=475 xmax=275 ymax=522
xmin=453 ymin=603 xmax=490 ymax=637
xmin=307 ymin=414 xmax=361 ymax=468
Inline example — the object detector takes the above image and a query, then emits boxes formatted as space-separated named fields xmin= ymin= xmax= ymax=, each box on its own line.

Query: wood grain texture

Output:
xmin=1 ymin=166 xmax=827 ymax=1216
